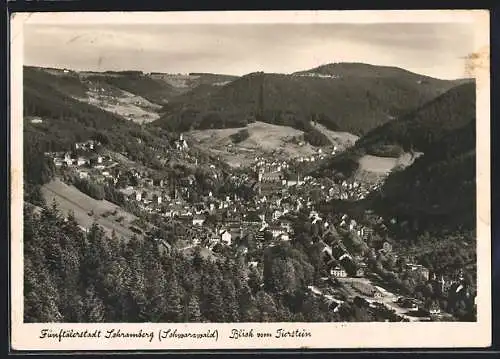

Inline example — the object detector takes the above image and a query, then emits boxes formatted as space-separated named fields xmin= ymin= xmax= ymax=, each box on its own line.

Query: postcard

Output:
xmin=10 ymin=10 xmax=491 ymax=351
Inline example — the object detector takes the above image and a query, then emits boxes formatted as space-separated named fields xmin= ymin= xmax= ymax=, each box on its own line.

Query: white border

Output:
xmin=10 ymin=10 xmax=491 ymax=351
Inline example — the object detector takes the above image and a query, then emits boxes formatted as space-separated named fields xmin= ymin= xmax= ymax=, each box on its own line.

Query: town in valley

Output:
xmin=22 ymin=22 xmax=477 ymax=324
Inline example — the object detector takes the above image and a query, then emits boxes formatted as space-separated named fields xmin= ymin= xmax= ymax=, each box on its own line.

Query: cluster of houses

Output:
xmin=253 ymin=160 xmax=383 ymax=203
xmin=42 ymin=134 xmax=474 ymax=321
xmin=45 ymin=140 xmax=125 ymax=184
xmin=257 ymin=168 xmax=306 ymax=188
xmin=405 ymin=263 xmax=431 ymax=282
xmin=328 ymin=178 xmax=383 ymax=201
xmin=174 ymin=133 xmax=189 ymax=151
xmin=295 ymin=148 xmax=336 ymax=163
xmin=319 ymin=224 xmax=367 ymax=279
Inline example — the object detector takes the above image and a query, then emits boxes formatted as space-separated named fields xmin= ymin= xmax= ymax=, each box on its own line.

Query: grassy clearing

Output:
xmin=76 ymin=85 xmax=162 ymax=124
xmin=310 ymin=121 xmax=359 ymax=149
xmin=357 ymin=152 xmax=423 ymax=175
xmin=190 ymin=121 xmax=321 ymax=167
xmin=41 ymin=179 xmax=140 ymax=239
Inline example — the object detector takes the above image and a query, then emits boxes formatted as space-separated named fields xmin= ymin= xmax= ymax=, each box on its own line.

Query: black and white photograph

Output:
xmin=10 ymin=10 xmax=491 ymax=350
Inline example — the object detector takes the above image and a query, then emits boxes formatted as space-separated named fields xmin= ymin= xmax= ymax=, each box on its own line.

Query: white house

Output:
xmin=349 ymin=219 xmax=357 ymax=232
xmin=153 ymin=194 xmax=162 ymax=205
xmin=429 ymin=305 xmax=441 ymax=316
xmin=78 ymin=171 xmax=89 ymax=179
xmin=331 ymin=266 xmax=347 ymax=278
xmin=279 ymin=219 xmax=293 ymax=232
xmin=286 ymin=173 xmax=304 ymax=187
xmin=30 ymin=117 xmax=43 ymax=124
xmin=220 ymin=230 xmax=232 ymax=246
xmin=76 ymin=157 xmax=87 ymax=166
xmin=279 ymin=233 xmax=290 ymax=241
xmin=192 ymin=215 xmax=205 ymax=226
xmin=272 ymin=210 xmax=283 ymax=221
xmin=269 ymin=226 xmax=284 ymax=238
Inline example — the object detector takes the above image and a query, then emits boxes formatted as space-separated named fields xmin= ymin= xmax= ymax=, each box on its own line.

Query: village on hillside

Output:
xmin=39 ymin=130 xmax=474 ymax=323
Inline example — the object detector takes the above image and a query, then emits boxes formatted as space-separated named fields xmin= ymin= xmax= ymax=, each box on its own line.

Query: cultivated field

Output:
xmin=358 ymin=155 xmax=399 ymax=174
xmin=357 ymin=152 xmax=424 ymax=174
xmin=190 ymin=121 xmax=320 ymax=167
xmin=310 ymin=121 xmax=359 ymax=149
xmin=41 ymin=179 xmax=140 ymax=240
xmin=76 ymin=87 xmax=162 ymax=124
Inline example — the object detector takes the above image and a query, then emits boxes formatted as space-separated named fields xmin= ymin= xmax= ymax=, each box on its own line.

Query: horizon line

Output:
xmin=22 ymin=62 xmax=473 ymax=81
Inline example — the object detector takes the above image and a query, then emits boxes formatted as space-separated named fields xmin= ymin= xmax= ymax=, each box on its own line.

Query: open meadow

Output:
xmin=42 ymin=179 xmax=141 ymax=239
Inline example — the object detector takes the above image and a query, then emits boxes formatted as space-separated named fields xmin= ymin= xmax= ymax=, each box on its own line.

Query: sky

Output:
xmin=24 ymin=22 xmax=476 ymax=80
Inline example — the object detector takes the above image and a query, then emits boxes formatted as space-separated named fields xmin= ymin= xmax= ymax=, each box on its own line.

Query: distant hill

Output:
xmin=358 ymin=81 xmax=476 ymax=233
xmin=155 ymin=63 xmax=466 ymax=135
xmin=23 ymin=66 xmax=175 ymax=161
xmin=355 ymin=82 xmax=476 ymax=155
xmin=33 ymin=67 xmax=240 ymax=105
xmin=24 ymin=66 xmax=90 ymax=98
xmin=81 ymin=71 xmax=177 ymax=105
xmin=294 ymin=62 xmax=433 ymax=78
xmin=309 ymin=81 xmax=476 ymax=179
xmin=150 ymin=72 xmax=239 ymax=94
xmin=23 ymin=66 xmax=127 ymax=149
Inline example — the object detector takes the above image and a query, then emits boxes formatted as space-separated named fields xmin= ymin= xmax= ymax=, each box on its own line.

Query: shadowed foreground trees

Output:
xmin=23 ymin=203 xmax=346 ymax=323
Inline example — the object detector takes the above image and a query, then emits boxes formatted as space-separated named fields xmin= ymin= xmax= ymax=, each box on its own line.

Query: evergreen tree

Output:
xmin=201 ymin=275 xmax=225 ymax=322
xmin=186 ymin=295 xmax=203 ymax=322
xmin=222 ymin=280 xmax=240 ymax=322
xmin=25 ymin=265 xmax=62 ymax=322
xmin=164 ymin=277 xmax=183 ymax=322
xmin=254 ymin=291 xmax=277 ymax=322
xmin=79 ymin=285 xmax=106 ymax=322
xmin=144 ymin=261 xmax=167 ymax=322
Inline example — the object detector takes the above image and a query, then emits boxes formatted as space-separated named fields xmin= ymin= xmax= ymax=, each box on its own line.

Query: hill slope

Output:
xmin=41 ymin=179 xmax=141 ymax=239
xmin=372 ymin=119 xmax=476 ymax=233
xmin=81 ymin=71 xmax=177 ymax=105
xmin=24 ymin=66 xmax=128 ymax=149
xmin=294 ymin=62 xmax=436 ymax=79
xmin=152 ymin=72 xmax=239 ymax=93
xmin=189 ymin=121 xmax=319 ymax=167
xmin=155 ymin=63 xmax=465 ymax=135
xmin=355 ymin=82 xmax=476 ymax=154
xmin=363 ymin=81 xmax=476 ymax=232
xmin=23 ymin=66 xmax=177 ymax=172
xmin=309 ymin=81 xmax=476 ymax=179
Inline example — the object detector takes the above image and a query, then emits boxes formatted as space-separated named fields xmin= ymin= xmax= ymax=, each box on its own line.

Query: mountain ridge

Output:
xmin=155 ymin=63 xmax=468 ymax=135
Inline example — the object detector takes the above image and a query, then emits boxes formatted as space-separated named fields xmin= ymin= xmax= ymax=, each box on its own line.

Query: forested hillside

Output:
xmin=309 ymin=81 xmax=476 ymax=179
xmin=372 ymin=119 xmax=476 ymax=233
xmin=23 ymin=66 xmax=180 ymax=206
xmin=364 ymin=82 xmax=476 ymax=233
xmin=83 ymin=71 xmax=177 ymax=105
xmin=156 ymin=64 xmax=465 ymax=135
xmin=24 ymin=203 xmax=384 ymax=323
xmin=356 ymin=82 xmax=476 ymax=155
